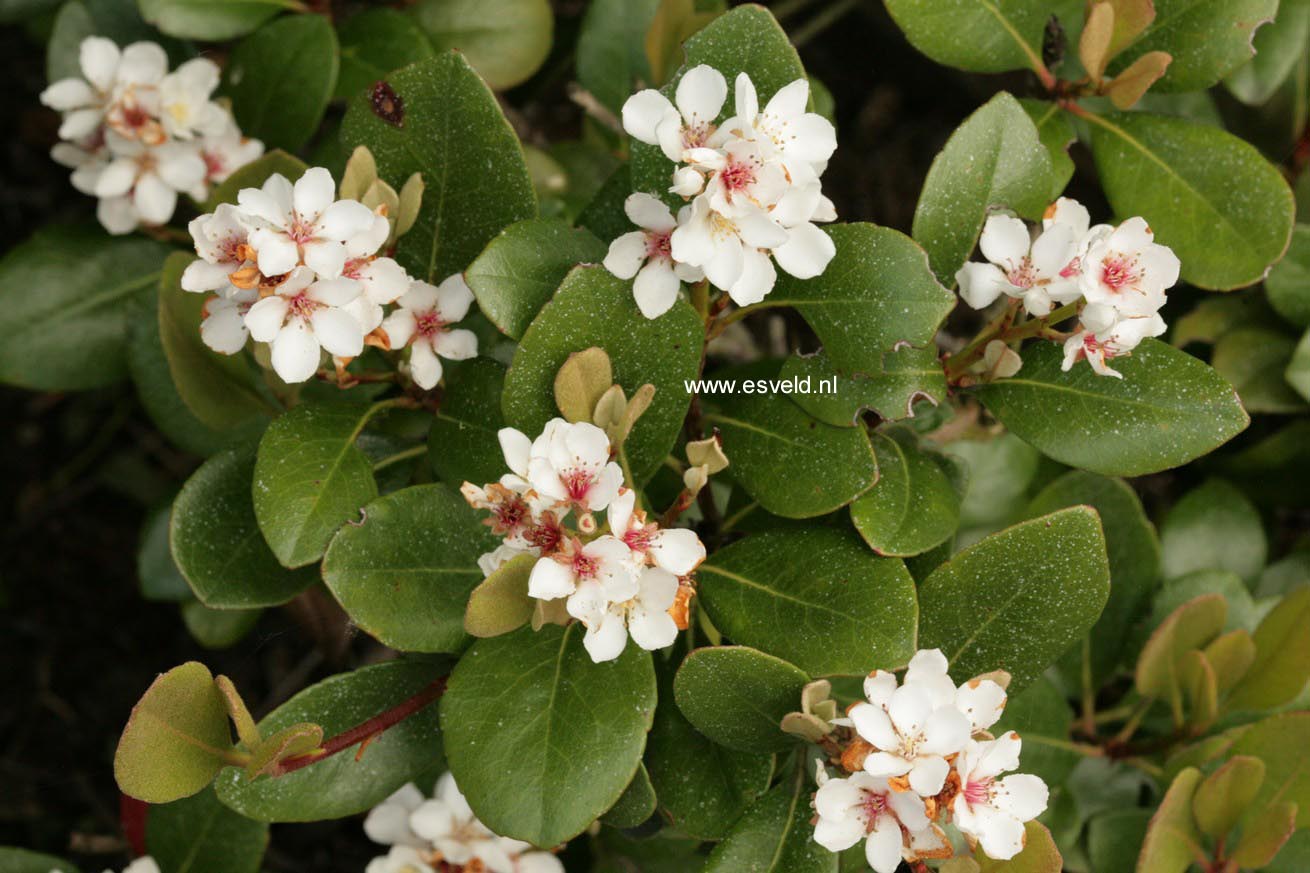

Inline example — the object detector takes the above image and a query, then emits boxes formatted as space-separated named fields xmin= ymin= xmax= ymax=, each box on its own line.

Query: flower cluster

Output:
xmin=364 ymin=774 xmax=563 ymax=873
xmin=608 ymin=66 xmax=838 ymax=317
xmin=41 ymin=37 xmax=263 ymax=235
xmin=182 ymin=166 xmax=476 ymax=387
xmin=462 ymin=418 xmax=705 ymax=663
xmin=811 ymin=650 xmax=1048 ymax=872
xmin=957 ymin=198 xmax=1180 ymax=379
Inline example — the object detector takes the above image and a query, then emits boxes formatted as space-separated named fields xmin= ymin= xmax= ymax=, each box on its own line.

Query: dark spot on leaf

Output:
xmin=371 ymin=81 xmax=404 ymax=127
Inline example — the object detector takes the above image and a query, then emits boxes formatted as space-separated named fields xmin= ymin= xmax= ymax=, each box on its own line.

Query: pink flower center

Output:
xmin=645 ymin=230 xmax=672 ymax=262
xmin=571 ymin=550 xmax=599 ymax=580
xmin=219 ymin=233 xmax=246 ymax=263
xmin=682 ymin=122 xmax=714 ymax=150
xmin=963 ymin=778 xmax=993 ymax=806
xmin=525 ymin=519 xmax=561 ymax=553
xmin=1059 ymin=256 xmax=1082 ymax=279
xmin=120 ymin=103 xmax=151 ymax=131
xmin=287 ymin=292 xmax=319 ymax=320
xmin=624 ymin=528 xmax=653 ymax=553
xmin=1007 ymin=258 xmax=1036 ymax=289
xmin=1100 ymin=255 xmax=1138 ymax=292
xmin=203 ymin=150 xmax=226 ymax=179
xmin=415 ymin=310 xmax=445 ymax=338
xmin=719 ymin=156 xmax=758 ymax=196
xmin=561 ymin=468 xmax=595 ymax=503
xmin=287 ymin=215 xmax=317 ymax=244
xmin=861 ymin=790 xmax=888 ymax=831
xmin=342 ymin=258 xmax=365 ymax=280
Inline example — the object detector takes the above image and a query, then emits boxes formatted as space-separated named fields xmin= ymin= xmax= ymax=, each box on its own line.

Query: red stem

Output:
xmin=275 ymin=677 xmax=447 ymax=775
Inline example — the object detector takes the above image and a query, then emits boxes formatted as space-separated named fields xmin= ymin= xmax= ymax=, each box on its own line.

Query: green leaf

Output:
xmin=0 ymin=848 xmax=77 ymax=873
xmin=428 ymin=358 xmax=511 ymax=488
xmin=464 ymin=218 xmax=607 ymax=339
xmin=701 ymin=769 xmax=836 ymax=873
xmin=1088 ymin=809 xmax=1153 ymax=873
xmin=221 ymin=14 xmax=337 ymax=152
xmin=592 ymin=830 xmax=706 ymax=873
xmin=172 ymin=443 xmax=316 ymax=607
xmin=1226 ymin=2 xmax=1310 ymax=104
xmin=322 ymin=484 xmax=499 ymax=653
xmin=699 ymin=527 xmax=917 ymax=676
xmin=577 ymin=0 xmax=661 ymax=114
xmin=782 ymin=345 xmax=946 ymax=427
xmin=918 ymin=507 xmax=1111 ymax=692
xmin=1229 ymin=712 xmax=1310 ymax=828
xmin=115 ymin=662 xmax=234 ymax=803
xmin=253 ymin=402 xmax=383 ymax=568
xmin=181 ymin=601 xmax=263 ymax=650
xmin=463 ymin=553 xmax=536 ymax=638
xmin=1227 ymin=587 xmax=1310 ymax=711
xmin=601 ymin=764 xmax=657 ymax=828
xmin=1172 ymin=294 xmax=1285 ymax=348
xmin=409 ymin=0 xmax=553 ymax=90
xmin=341 ymin=51 xmax=536 ymax=283
xmin=47 ymin=0 xmax=171 ymax=81
xmin=1086 ymin=109 xmax=1294 ymax=290
xmin=0 ymin=224 xmax=169 ymax=391
xmin=1114 ymin=0 xmax=1279 ymax=93
xmin=1160 ymin=478 xmax=1266 ymax=583
xmin=139 ymin=503 xmax=191 ymax=602
xmin=973 ymin=339 xmax=1249 ymax=477
xmin=631 ymin=5 xmax=805 ymax=198
xmin=1232 ymin=801 xmax=1298 ymax=868
xmin=883 ymin=0 xmax=1080 ymax=74
xmin=1150 ymin=573 xmax=1257 ymax=640
xmin=158 ymin=252 xmax=273 ymax=431
xmin=147 ymin=785 xmax=268 ymax=873
xmin=1286 ymin=328 xmax=1310 ymax=403
xmin=993 ymin=676 xmax=1081 ymax=787
xmin=1026 ymin=471 xmax=1161 ymax=688
xmin=851 ymin=427 xmax=959 ymax=557
xmin=334 ymin=8 xmax=434 ymax=100
xmin=947 ymin=433 xmax=1036 ymax=530
xmin=205 ymin=150 xmax=309 ymax=212
xmin=1135 ymin=594 xmax=1226 ymax=699
xmin=673 ymin=646 xmax=809 ymax=753
xmin=771 ymin=224 xmax=955 ymax=369
xmin=440 ymin=624 xmax=656 ymax=847
xmin=1267 ymin=831 xmax=1310 ymax=873
xmin=1135 ymin=767 xmax=1204 ymax=873
xmin=1020 ymin=99 xmax=1076 ymax=200
xmin=912 ymin=91 xmax=1055 ymax=286
xmin=216 ymin=659 xmax=446 ymax=821
xmin=1193 ymin=755 xmax=1266 ymax=840
xmin=704 ymin=388 xmax=877 ymax=518
xmin=138 ymin=0 xmax=300 ymax=40
xmin=976 ymin=822 xmax=1062 ymax=872
xmin=1267 ymin=225 xmax=1310 ymax=328
xmin=502 ymin=266 xmax=702 ymax=483
xmin=1212 ymin=326 xmax=1305 ymax=413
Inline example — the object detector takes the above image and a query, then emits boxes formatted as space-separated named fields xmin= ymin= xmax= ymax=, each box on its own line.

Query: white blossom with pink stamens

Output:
xmin=604 ymin=193 xmax=705 ymax=319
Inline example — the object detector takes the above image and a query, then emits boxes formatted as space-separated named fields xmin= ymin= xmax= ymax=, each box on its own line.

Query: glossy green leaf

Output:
xmin=1021 ymin=98 xmax=1075 ymax=200
xmin=973 ymin=339 xmax=1249 ymax=477
xmin=1232 ymin=801 xmax=1298 ymax=868
xmin=1150 ymin=575 xmax=1255 ymax=649
xmin=918 ymin=507 xmax=1111 ymax=692
xmin=502 ymin=266 xmax=702 ymax=483
xmin=428 ymin=358 xmax=510 ymax=488
xmin=1286 ymin=328 xmax=1310 ymax=403
xmin=1267 ymin=225 xmax=1310 ymax=328
xmin=704 ymin=388 xmax=877 ymax=518
xmin=592 ymin=830 xmax=706 ymax=873
xmin=1212 ymin=326 xmax=1305 ymax=413
xmin=1226 ymin=2 xmax=1310 ymax=104
xmin=0 ymin=848 xmax=77 ymax=873
xmin=1229 ymin=712 xmax=1310 ymax=828
xmin=674 ymin=646 xmax=808 ymax=753
xmin=253 ymin=402 xmax=382 ymax=568
xmin=0 ymin=224 xmax=169 ymax=391
xmin=576 ymin=0 xmax=661 ymax=114
xmin=462 ymin=553 xmax=535 ymax=638
xmin=182 ymin=602 xmax=262 ymax=650
xmin=464 ymin=219 xmax=607 ymax=339
xmin=993 ymin=676 xmax=1081 ymax=787
xmin=223 ymin=14 xmax=338 ymax=153
xmin=138 ymin=0 xmax=300 ymax=40
xmin=115 ymin=662 xmax=234 ymax=803
xmin=1086 ymin=109 xmax=1294 ymax=290
xmin=341 ymin=51 xmax=536 ymax=283
xmin=322 ymin=484 xmax=499 ymax=653
xmin=1193 ymin=755 xmax=1266 ymax=840
xmin=440 ymin=624 xmax=656 ymax=847
xmin=335 ymin=8 xmax=434 ymax=100
xmin=1173 ymin=294 xmax=1285 ymax=348
xmin=1135 ymin=594 xmax=1226 ymax=699
xmin=883 ymin=0 xmax=1080 ymax=74
xmin=601 ymin=764 xmax=657 ymax=828
xmin=851 ymin=427 xmax=959 ymax=557
xmin=947 ymin=433 xmax=1036 ymax=531
xmin=1136 ymin=767 xmax=1203 ymax=873
xmin=701 ymin=770 xmax=835 ymax=873
xmin=147 ymin=785 xmax=268 ymax=873
xmin=912 ymin=91 xmax=1054 ymax=286
xmin=409 ymin=0 xmax=553 ymax=90
xmin=1227 ymin=587 xmax=1310 ymax=711
xmin=1114 ymin=0 xmax=1279 ymax=92
xmin=1088 ymin=809 xmax=1153 ymax=873
xmin=158 ymin=252 xmax=273 ymax=431
xmin=1027 ymin=471 xmax=1161 ymax=687
xmin=700 ymin=527 xmax=917 ymax=676
xmin=172 ymin=443 xmax=316 ymax=608
xmin=205 ymin=150 xmax=309 ymax=212
xmin=139 ymin=503 xmax=191 ymax=602
xmin=771 ymin=224 xmax=954 ymax=369
xmin=1160 ymin=478 xmax=1266 ymax=583
xmin=216 ymin=659 xmax=445 ymax=821
xmin=782 ymin=345 xmax=946 ymax=427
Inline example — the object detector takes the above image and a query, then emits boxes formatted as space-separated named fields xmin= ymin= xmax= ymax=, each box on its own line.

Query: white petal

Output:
xmin=79 ymin=37 xmax=120 ymax=92
xmin=956 ymin=679 xmax=1007 ymax=732
xmin=633 ymin=260 xmax=681 ymax=319
xmin=637 ymin=565 xmax=679 ymax=611
xmin=863 ymin=751 xmax=913 ymax=778
xmin=675 ymin=64 xmax=727 ymax=124
xmin=887 ymin=684 xmax=932 ymax=738
xmin=408 ymin=799 xmax=456 ymax=842
xmin=993 ymin=774 xmax=1049 ymax=822
xmin=238 ymin=184 xmax=290 ymax=228
xmin=318 ymin=199 xmax=378 ymax=241
xmin=975 ymin=806 xmax=1028 ymax=861
xmin=584 ymin=611 xmax=630 ymax=662
xmin=358 ymin=258 xmax=410 ymax=305
xmin=773 ymin=222 xmax=834 ymax=279
xmin=293 ymin=166 xmax=336 ymax=222
xmin=628 ymin=607 xmax=677 ymax=651
xmin=736 ymin=208 xmax=790 ymax=250
xmin=200 ymin=304 xmax=249 ymax=354
xmin=1030 ymin=223 xmax=1077 ymax=278
xmin=41 ymin=78 xmax=96 ymax=110
xmin=245 ymin=295 xmax=289 ymax=342
xmin=250 ymin=230 xmax=299 ymax=276
xmin=624 ymin=192 xmax=676 ymax=232
xmin=907 ymin=755 xmax=950 ymax=796
xmin=307 ymin=277 xmax=362 ymax=307
xmin=921 ymin=706 xmax=972 ymax=756
xmin=134 ymin=173 xmax=177 ymax=224
xmin=727 ymin=246 xmax=774 ymax=306
xmin=182 ymin=260 xmax=231 ymax=293
xmin=406 ymin=340 xmax=441 ymax=389
xmin=973 ymin=732 xmax=1023 ymax=779
xmin=58 ymin=108 xmax=104 ymax=140
xmin=605 ymin=231 xmax=648 ymax=280
xmin=498 ymin=428 xmax=533 ymax=477
xmin=648 ymin=528 xmax=705 ymax=575
xmin=97 ymin=196 xmax=138 ymax=235
xmin=864 ymin=817 xmax=904 ymax=873
xmin=956 ymin=262 xmax=1013 ymax=309
xmin=303 ymin=240 xmax=348 ymax=279
xmin=382 ymin=308 xmax=417 ymax=348
xmin=566 ymin=579 xmax=609 ymax=625
xmin=434 ymin=274 xmax=475 ymax=323
xmin=310 ymin=308 xmax=364 ymax=358
xmin=979 ymin=215 xmax=1031 ymax=270
xmin=864 ymin=671 xmax=898 ymax=708
xmin=787 ymin=112 xmax=838 ymax=163
xmin=734 ymin=72 xmax=759 ymax=126
xmin=434 ymin=328 xmax=478 ymax=361
xmin=270 ymin=320 xmax=322 ymax=383
xmin=621 ymin=89 xmax=677 ymax=144
xmin=118 ymin=42 xmax=168 ymax=85
xmin=528 ymin=557 xmax=576 ymax=600
xmin=813 ymin=815 xmax=865 ymax=853
xmin=850 ymin=702 xmax=899 ymax=750
xmin=515 ymin=853 xmax=564 ymax=873
xmin=94 ymin=158 xmax=138 ymax=198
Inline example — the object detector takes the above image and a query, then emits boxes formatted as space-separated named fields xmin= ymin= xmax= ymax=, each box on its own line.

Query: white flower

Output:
xmin=956 ymin=213 xmax=1083 ymax=316
xmin=365 ymin=846 xmax=434 ymax=873
xmin=671 ymin=194 xmax=788 ymax=305
xmin=812 ymin=768 xmax=929 ymax=873
xmin=525 ymin=419 xmax=624 ymax=514
xmin=238 ymin=167 xmax=377 ymax=278
xmin=41 ymin=38 xmax=167 ymax=142
xmin=607 ymin=488 xmax=705 ymax=575
xmin=364 ymin=782 xmax=427 ymax=848
xmin=1060 ymin=310 xmax=1166 ymax=379
xmin=953 ymin=732 xmax=1049 ymax=861
xmin=569 ymin=565 xmax=680 ymax=662
xmin=1079 ymin=217 xmax=1180 ymax=318
xmin=477 ymin=543 xmax=534 ymax=577
xmin=90 ymin=136 xmax=206 ymax=234
xmin=195 ymin=113 xmax=264 ymax=189
xmin=182 ymin=204 xmax=252 ymax=293
xmin=622 ymin=64 xmax=728 ymax=163
xmin=528 ymin=534 xmax=634 ymax=602
xmin=603 ymin=193 xmax=704 ymax=319
xmin=244 ymin=267 xmax=364 ymax=383
xmin=158 ymin=57 xmax=227 ymax=140
xmin=200 ymin=287 xmax=257 ymax=354
xmin=380 ymin=275 xmax=479 ymax=390
xmin=955 ymin=674 xmax=1009 ymax=735
xmin=688 ymin=138 xmax=790 ymax=218
xmin=849 ymin=652 xmax=973 ymax=796
xmin=723 ymin=73 xmax=837 ymax=178
xmin=409 ymin=773 xmax=516 ymax=871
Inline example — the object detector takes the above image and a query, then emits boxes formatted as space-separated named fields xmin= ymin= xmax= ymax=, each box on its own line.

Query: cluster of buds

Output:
xmin=181 ymin=155 xmax=476 ymax=388
xmin=364 ymin=774 xmax=563 ymax=873
xmin=957 ymin=197 xmax=1180 ymax=379
xmin=461 ymin=350 xmax=708 ymax=664
xmin=41 ymin=37 xmax=263 ymax=234
xmin=607 ymin=67 xmax=838 ymax=317
xmin=794 ymin=650 xmax=1048 ymax=871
